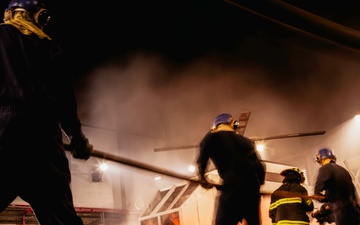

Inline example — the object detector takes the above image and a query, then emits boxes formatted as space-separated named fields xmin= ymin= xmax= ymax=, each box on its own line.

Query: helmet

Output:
xmin=7 ymin=0 xmax=45 ymax=12
xmin=212 ymin=113 xmax=232 ymax=129
xmin=5 ymin=0 xmax=50 ymax=27
xmin=280 ymin=168 xmax=305 ymax=184
xmin=212 ymin=113 xmax=239 ymax=130
xmin=315 ymin=148 xmax=337 ymax=164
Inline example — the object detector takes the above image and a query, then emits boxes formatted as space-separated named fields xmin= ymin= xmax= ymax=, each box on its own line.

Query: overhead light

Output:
xmin=256 ymin=144 xmax=264 ymax=152
xmin=188 ymin=165 xmax=195 ymax=173
xmin=354 ymin=115 xmax=360 ymax=122
xmin=99 ymin=163 xmax=109 ymax=172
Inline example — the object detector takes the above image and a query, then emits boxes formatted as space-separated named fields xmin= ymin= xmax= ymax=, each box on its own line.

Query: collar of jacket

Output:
xmin=212 ymin=124 xmax=235 ymax=132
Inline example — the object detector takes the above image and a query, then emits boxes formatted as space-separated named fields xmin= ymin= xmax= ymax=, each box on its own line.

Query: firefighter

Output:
xmin=196 ymin=113 xmax=266 ymax=225
xmin=0 ymin=0 xmax=93 ymax=224
xmin=314 ymin=147 xmax=360 ymax=225
xmin=269 ymin=168 xmax=314 ymax=225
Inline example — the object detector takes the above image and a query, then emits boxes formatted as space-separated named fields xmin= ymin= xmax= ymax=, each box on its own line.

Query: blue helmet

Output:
xmin=212 ymin=113 xmax=239 ymax=130
xmin=7 ymin=0 xmax=45 ymax=12
xmin=212 ymin=113 xmax=233 ymax=129
xmin=315 ymin=148 xmax=337 ymax=163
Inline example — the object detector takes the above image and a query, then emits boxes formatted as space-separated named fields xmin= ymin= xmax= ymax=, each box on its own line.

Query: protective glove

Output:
xmin=311 ymin=203 xmax=334 ymax=224
xmin=69 ymin=131 xmax=93 ymax=160
xmin=215 ymin=184 xmax=223 ymax=191
xmin=199 ymin=179 xmax=214 ymax=189
xmin=317 ymin=195 xmax=329 ymax=203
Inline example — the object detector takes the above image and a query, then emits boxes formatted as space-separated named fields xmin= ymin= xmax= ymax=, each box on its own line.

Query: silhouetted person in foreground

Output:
xmin=0 ymin=0 xmax=93 ymax=224
xmin=196 ymin=113 xmax=266 ymax=225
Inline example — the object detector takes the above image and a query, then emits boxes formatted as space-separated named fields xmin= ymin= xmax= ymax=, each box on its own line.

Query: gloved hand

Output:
xmin=311 ymin=203 xmax=334 ymax=224
xmin=69 ymin=131 xmax=93 ymax=160
xmin=215 ymin=184 xmax=223 ymax=191
xmin=317 ymin=195 xmax=328 ymax=203
xmin=199 ymin=179 xmax=214 ymax=189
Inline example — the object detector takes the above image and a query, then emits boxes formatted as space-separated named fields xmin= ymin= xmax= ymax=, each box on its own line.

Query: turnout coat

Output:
xmin=269 ymin=182 xmax=314 ymax=225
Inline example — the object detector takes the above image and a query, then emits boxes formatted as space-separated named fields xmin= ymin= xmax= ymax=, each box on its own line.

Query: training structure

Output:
xmin=138 ymin=161 xmax=317 ymax=225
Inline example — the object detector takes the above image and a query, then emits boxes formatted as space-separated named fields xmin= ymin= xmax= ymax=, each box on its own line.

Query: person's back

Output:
xmin=196 ymin=113 xmax=266 ymax=225
xmin=199 ymin=130 xmax=264 ymax=191
xmin=269 ymin=168 xmax=314 ymax=225
xmin=316 ymin=162 xmax=357 ymax=202
xmin=314 ymin=148 xmax=360 ymax=225
xmin=0 ymin=0 xmax=93 ymax=224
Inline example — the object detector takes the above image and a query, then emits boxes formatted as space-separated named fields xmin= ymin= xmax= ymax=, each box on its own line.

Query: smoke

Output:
xmin=72 ymin=34 xmax=360 ymax=213
xmin=77 ymin=38 xmax=360 ymax=158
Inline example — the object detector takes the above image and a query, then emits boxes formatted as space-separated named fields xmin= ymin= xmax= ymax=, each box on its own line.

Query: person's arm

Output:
xmin=51 ymin=44 xmax=93 ymax=160
xmin=314 ymin=166 xmax=331 ymax=202
xmin=302 ymin=189 xmax=314 ymax=212
xmin=248 ymin=139 xmax=266 ymax=185
xmin=268 ymin=193 xmax=277 ymax=223
xmin=196 ymin=132 xmax=214 ymax=189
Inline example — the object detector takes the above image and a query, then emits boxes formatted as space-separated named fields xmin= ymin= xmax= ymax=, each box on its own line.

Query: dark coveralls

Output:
xmin=197 ymin=131 xmax=266 ymax=225
xmin=315 ymin=161 xmax=360 ymax=225
xmin=0 ymin=24 xmax=84 ymax=224
xmin=269 ymin=181 xmax=314 ymax=225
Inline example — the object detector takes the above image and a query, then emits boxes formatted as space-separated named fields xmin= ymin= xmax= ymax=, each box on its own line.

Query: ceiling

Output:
xmin=48 ymin=0 xmax=360 ymax=68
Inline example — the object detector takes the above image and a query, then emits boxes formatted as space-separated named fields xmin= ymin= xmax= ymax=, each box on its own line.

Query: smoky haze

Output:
xmin=75 ymin=35 xmax=360 ymax=189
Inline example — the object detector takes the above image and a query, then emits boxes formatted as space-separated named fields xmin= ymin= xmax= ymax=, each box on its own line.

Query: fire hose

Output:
xmin=64 ymin=144 xmax=214 ymax=187
xmin=64 ymin=144 xmax=325 ymax=199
